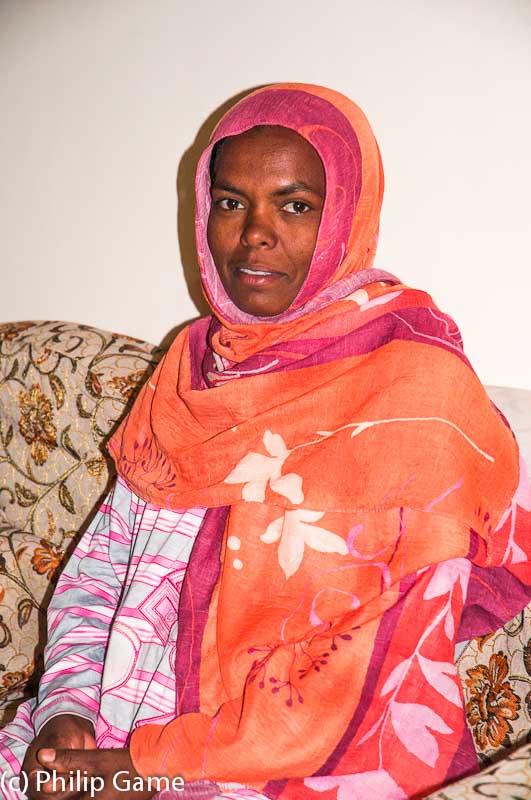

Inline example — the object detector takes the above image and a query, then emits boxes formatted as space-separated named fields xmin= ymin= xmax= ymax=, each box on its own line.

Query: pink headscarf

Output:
xmin=194 ymin=83 xmax=385 ymax=329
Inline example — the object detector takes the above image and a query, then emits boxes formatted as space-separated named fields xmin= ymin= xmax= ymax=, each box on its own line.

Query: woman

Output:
xmin=1 ymin=83 xmax=530 ymax=800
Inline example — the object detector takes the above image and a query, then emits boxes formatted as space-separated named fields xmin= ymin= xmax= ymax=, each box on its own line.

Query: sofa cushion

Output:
xmin=457 ymin=604 xmax=531 ymax=766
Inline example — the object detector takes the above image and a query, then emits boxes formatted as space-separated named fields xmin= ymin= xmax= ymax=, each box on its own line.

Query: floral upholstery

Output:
xmin=1 ymin=320 xmax=531 ymax=795
xmin=0 ymin=321 xmax=162 ymax=723
xmin=426 ymin=612 xmax=531 ymax=798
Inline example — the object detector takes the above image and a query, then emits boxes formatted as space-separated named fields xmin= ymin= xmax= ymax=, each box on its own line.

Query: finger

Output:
xmin=26 ymin=767 xmax=59 ymax=800
xmin=37 ymin=747 xmax=103 ymax=776
xmin=83 ymin=735 xmax=97 ymax=750
xmin=26 ymin=766 xmax=74 ymax=800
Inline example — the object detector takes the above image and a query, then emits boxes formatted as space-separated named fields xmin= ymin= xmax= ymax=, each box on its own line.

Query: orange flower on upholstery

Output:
xmin=1 ymin=663 xmax=34 ymax=692
xmin=18 ymin=384 xmax=57 ymax=465
xmin=0 ymin=321 xmax=33 ymax=341
xmin=108 ymin=370 xmax=147 ymax=400
xmin=31 ymin=539 xmax=64 ymax=580
xmin=465 ymin=651 xmax=520 ymax=750
xmin=476 ymin=631 xmax=495 ymax=652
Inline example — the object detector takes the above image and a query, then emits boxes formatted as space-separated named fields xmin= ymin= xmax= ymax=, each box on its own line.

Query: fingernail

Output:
xmin=38 ymin=748 xmax=56 ymax=763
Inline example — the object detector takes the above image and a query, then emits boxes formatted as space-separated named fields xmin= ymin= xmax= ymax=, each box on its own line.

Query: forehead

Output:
xmin=212 ymin=126 xmax=324 ymax=180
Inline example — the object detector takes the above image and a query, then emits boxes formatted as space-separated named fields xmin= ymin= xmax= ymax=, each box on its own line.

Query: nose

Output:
xmin=240 ymin=206 xmax=277 ymax=249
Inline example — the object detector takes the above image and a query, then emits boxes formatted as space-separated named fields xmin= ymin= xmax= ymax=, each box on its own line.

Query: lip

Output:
xmin=232 ymin=263 xmax=286 ymax=287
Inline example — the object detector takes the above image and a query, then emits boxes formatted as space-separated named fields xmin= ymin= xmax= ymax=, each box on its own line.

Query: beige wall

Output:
xmin=1 ymin=0 xmax=530 ymax=388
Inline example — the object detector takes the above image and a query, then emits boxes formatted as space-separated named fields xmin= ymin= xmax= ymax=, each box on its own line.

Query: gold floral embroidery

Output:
xmin=86 ymin=456 xmax=106 ymax=479
xmin=108 ymin=370 xmax=147 ymax=400
xmin=31 ymin=539 xmax=64 ymax=580
xmin=466 ymin=651 xmax=520 ymax=750
xmin=18 ymin=384 xmax=58 ymax=465
xmin=88 ymin=371 xmax=103 ymax=396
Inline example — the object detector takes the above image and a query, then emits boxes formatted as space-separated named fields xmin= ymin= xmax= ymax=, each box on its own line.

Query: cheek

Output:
xmin=292 ymin=223 xmax=320 ymax=269
xmin=207 ymin=217 xmax=239 ymax=268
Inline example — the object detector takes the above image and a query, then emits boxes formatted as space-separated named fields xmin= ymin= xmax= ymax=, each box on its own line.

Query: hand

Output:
xmin=22 ymin=714 xmax=96 ymax=800
xmin=36 ymin=748 xmax=156 ymax=800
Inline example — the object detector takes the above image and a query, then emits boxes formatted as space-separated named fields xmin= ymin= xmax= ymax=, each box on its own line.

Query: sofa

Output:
xmin=0 ymin=319 xmax=530 ymax=798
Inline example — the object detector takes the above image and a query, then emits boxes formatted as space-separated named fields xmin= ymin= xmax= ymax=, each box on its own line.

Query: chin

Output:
xmin=238 ymin=302 xmax=286 ymax=318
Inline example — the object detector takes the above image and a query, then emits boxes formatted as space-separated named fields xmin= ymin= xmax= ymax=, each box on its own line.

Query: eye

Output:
xmin=283 ymin=200 xmax=311 ymax=214
xmin=215 ymin=197 xmax=245 ymax=211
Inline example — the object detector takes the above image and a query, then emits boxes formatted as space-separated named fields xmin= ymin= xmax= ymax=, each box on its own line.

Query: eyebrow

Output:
xmin=211 ymin=182 xmax=246 ymax=196
xmin=211 ymin=181 xmax=324 ymax=197
xmin=273 ymin=182 xmax=323 ymax=197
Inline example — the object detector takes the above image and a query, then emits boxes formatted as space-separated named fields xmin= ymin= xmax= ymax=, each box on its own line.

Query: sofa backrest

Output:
xmin=0 ymin=321 xmax=162 ymax=539
xmin=486 ymin=385 xmax=531 ymax=475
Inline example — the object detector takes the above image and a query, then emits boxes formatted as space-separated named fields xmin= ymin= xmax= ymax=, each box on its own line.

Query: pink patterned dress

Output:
xmin=0 ymin=477 xmax=264 ymax=800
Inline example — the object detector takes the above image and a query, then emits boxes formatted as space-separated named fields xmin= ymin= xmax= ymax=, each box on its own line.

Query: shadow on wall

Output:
xmin=160 ymin=86 xmax=266 ymax=351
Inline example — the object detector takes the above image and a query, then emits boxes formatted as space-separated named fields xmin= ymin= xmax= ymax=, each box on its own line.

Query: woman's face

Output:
xmin=207 ymin=126 xmax=325 ymax=317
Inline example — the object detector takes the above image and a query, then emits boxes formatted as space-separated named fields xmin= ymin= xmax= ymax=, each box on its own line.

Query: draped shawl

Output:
xmin=108 ymin=84 xmax=531 ymax=799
